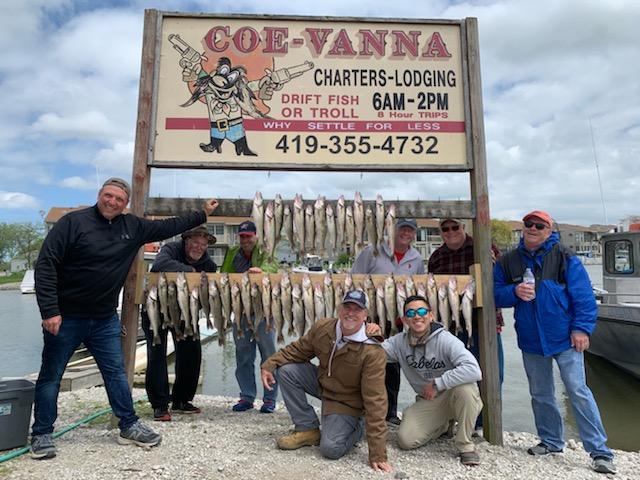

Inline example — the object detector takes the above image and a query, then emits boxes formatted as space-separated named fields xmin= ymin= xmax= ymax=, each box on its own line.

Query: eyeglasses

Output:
xmin=405 ymin=307 xmax=429 ymax=318
xmin=188 ymin=240 xmax=209 ymax=248
xmin=440 ymin=225 xmax=460 ymax=233
xmin=524 ymin=220 xmax=548 ymax=230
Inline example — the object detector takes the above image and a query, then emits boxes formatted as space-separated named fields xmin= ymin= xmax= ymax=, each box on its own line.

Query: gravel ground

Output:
xmin=1 ymin=388 xmax=637 ymax=479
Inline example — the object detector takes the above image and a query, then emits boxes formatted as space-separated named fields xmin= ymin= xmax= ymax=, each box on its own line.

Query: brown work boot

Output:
xmin=277 ymin=429 xmax=321 ymax=450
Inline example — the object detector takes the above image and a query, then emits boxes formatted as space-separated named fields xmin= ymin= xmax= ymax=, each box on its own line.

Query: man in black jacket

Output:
xmin=31 ymin=177 xmax=218 ymax=459
xmin=144 ymin=226 xmax=217 ymax=421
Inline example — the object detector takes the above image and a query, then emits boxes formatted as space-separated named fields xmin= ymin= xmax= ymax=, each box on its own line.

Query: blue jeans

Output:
xmin=232 ymin=316 xmax=278 ymax=403
xmin=32 ymin=315 xmax=138 ymax=436
xmin=522 ymin=348 xmax=613 ymax=459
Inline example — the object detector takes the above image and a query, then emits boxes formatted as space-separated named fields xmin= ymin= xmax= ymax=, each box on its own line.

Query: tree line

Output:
xmin=0 ymin=223 xmax=44 ymax=271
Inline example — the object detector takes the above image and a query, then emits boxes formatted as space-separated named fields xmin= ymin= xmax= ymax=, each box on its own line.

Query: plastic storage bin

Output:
xmin=0 ymin=379 xmax=35 ymax=451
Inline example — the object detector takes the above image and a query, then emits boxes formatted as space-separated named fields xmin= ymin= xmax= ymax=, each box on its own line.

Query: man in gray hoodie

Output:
xmin=370 ymin=294 xmax=483 ymax=466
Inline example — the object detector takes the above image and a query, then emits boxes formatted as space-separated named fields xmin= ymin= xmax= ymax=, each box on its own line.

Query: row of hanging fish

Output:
xmin=145 ymin=271 xmax=476 ymax=349
xmin=357 ymin=272 xmax=476 ymax=347
xmin=145 ymin=271 xmax=206 ymax=345
xmin=251 ymin=191 xmax=397 ymax=260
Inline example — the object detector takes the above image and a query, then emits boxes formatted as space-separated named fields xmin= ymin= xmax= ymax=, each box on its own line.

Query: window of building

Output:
xmin=228 ymin=225 xmax=240 ymax=245
xmin=604 ymin=240 xmax=633 ymax=274
xmin=210 ymin=246 xmax=227 ymax=266
xmin=211 ymin=224 xmax=225 ymax=236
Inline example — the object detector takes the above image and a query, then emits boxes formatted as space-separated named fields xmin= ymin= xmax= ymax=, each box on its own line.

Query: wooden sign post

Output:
xmin=123 ymin=11 xmax=502 ymax=445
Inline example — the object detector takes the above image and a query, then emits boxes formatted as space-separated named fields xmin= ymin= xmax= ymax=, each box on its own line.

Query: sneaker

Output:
xmin=172 ymin=401 xmax=201 ymax=414
xmin=118 ymin=421 xmax=162 ymax=448
xmin=232 ymin=399 xmax=254 ymax=412
xmin=277 ymin=429 xmax=321 ymax=450
xmin=30 ymin=434 xmax=57 ymax=460
xmin=153 ymin=407 xmax=171 ymax=422
xmin=386 ymin=415 xmax=401 ymax=426
xmin=260 ymin=400 xmax=276 ymax=414
xmin=591 ymin=456 xmax=617 ymax=474
xmin=527 ymin=442 xmax=563 ymax=455
xmin=460 ymin=449 xmax=481 ymax=466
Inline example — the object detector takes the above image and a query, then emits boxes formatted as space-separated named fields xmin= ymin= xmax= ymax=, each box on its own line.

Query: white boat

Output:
xmin=588 ymin=231 xmax=640 ymax=379
xmin=20 ymin=269 xmax=35 ymax=294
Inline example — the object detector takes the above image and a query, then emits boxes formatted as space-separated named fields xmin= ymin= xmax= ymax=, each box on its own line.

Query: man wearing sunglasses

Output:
xmin=494 ymin=210 xmax=615 ymax=475
xmin=427 ymin=218 xmax=505 ymax=433
xmin=351 ymin=218 xmax=426 ymax=426
xmin=366 ymin=295 xmax=482 ymax=466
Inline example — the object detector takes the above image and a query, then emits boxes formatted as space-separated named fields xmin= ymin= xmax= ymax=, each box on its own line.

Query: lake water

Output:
xmin=2 ymin=264 xmax=639 ymax=451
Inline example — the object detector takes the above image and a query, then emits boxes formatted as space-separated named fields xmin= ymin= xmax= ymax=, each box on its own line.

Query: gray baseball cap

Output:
xmin=396 ymin=218 xmax=418 ymax=230
xmin=102 ymin=177 xmax=131 ymax=198
xmin=341 ymin=289 xmax=367 ymax=309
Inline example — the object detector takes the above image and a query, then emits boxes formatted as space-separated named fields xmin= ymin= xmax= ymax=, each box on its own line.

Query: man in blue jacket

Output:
xmin=32 ymin=177 xmax=218 ymax=459
xmin=494 ymin=210 xmax=615 ymax=475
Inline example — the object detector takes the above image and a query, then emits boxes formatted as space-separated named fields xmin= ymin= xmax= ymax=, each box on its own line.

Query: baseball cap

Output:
xmin=341 ymin=289 xmax=367 ymax=309
xmin=396 ymin=218 xmax=417 ymax=230
xmin=522 ymin=210 xmax=553 ymax=227
xmin=182 ymin=226 xmax=216 ymax=244
xmin=439 ymin=218 xmax=462 ymax=227
xmin=102 ymin=177 xmax=131 ymax=198
xmin=238 ymin=220 xmax=257 ymax=236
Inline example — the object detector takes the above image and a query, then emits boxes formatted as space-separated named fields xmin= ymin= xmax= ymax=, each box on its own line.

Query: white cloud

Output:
xmin=0 ymin=191 xmax=39 ymax=209
xmin=1 ymin=0 xmax=639 ymax=225
xmin=91 ymin=142 xmax=135 ymax=178
xmin=59 ymin=176 xmax=96 ymax=190
xmin=31 ymin=111 xmax=118 ymax=139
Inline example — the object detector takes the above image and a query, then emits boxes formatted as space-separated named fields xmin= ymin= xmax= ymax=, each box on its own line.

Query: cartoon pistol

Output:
xmin=268 ymin=61 xmax=314 ymax=88
xmin=168 ymin=34 xmax=203 ymax=81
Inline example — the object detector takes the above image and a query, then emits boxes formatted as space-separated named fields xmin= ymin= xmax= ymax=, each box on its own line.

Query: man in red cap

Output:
xmin=494 ymin=210 xmax=616 ymax=475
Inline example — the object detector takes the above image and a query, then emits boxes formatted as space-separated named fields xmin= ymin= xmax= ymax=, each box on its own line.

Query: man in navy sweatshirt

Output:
xmin=31 ymin=177 xmax=218 ymax=459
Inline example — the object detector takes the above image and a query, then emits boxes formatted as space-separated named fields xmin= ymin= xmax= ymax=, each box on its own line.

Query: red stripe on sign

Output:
xmin=165 ymin=118 xmax=465 ymax=133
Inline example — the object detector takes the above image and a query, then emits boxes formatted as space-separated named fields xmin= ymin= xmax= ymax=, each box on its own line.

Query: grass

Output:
xmin=0 ymin=271 xmax=24 ymax=285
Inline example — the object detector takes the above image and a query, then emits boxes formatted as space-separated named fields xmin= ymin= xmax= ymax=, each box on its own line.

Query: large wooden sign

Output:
xmin=152 ymin=13 xmax=471 ymax=171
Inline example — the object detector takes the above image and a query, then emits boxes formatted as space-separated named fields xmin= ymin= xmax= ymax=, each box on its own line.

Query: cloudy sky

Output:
xmin=1 ymin=0 xmax=638 ymax=226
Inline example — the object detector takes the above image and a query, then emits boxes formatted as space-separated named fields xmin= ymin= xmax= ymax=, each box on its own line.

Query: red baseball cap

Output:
xmin=522 ymin=210 xmax=553 ymax=227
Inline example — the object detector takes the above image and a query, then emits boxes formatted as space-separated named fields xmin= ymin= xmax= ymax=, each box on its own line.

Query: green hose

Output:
xmin=0 ymin=396 xmax=148 ymax=464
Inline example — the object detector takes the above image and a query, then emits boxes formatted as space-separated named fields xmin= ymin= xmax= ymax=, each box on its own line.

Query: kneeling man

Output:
xmin=261 ymin=290 xmax=392 ymax=473
xmin=375 ymin=295 xmax=483 ymax=466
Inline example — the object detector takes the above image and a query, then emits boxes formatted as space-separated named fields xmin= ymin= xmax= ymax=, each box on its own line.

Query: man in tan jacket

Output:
xmin=261 ymin=290 xmax=392 ymax=473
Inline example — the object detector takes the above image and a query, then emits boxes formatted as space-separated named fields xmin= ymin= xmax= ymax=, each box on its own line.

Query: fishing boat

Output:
xmin=588 ymin=231 xmax=640 ymax=379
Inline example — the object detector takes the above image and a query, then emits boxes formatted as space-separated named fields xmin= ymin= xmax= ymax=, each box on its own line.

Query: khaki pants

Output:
xmin=398 ymin=383 xmax=483 ymax=454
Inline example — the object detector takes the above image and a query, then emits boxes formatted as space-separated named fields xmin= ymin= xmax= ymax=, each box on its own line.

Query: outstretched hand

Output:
xmin=203 ymin=199 xmax=219 ymax=215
